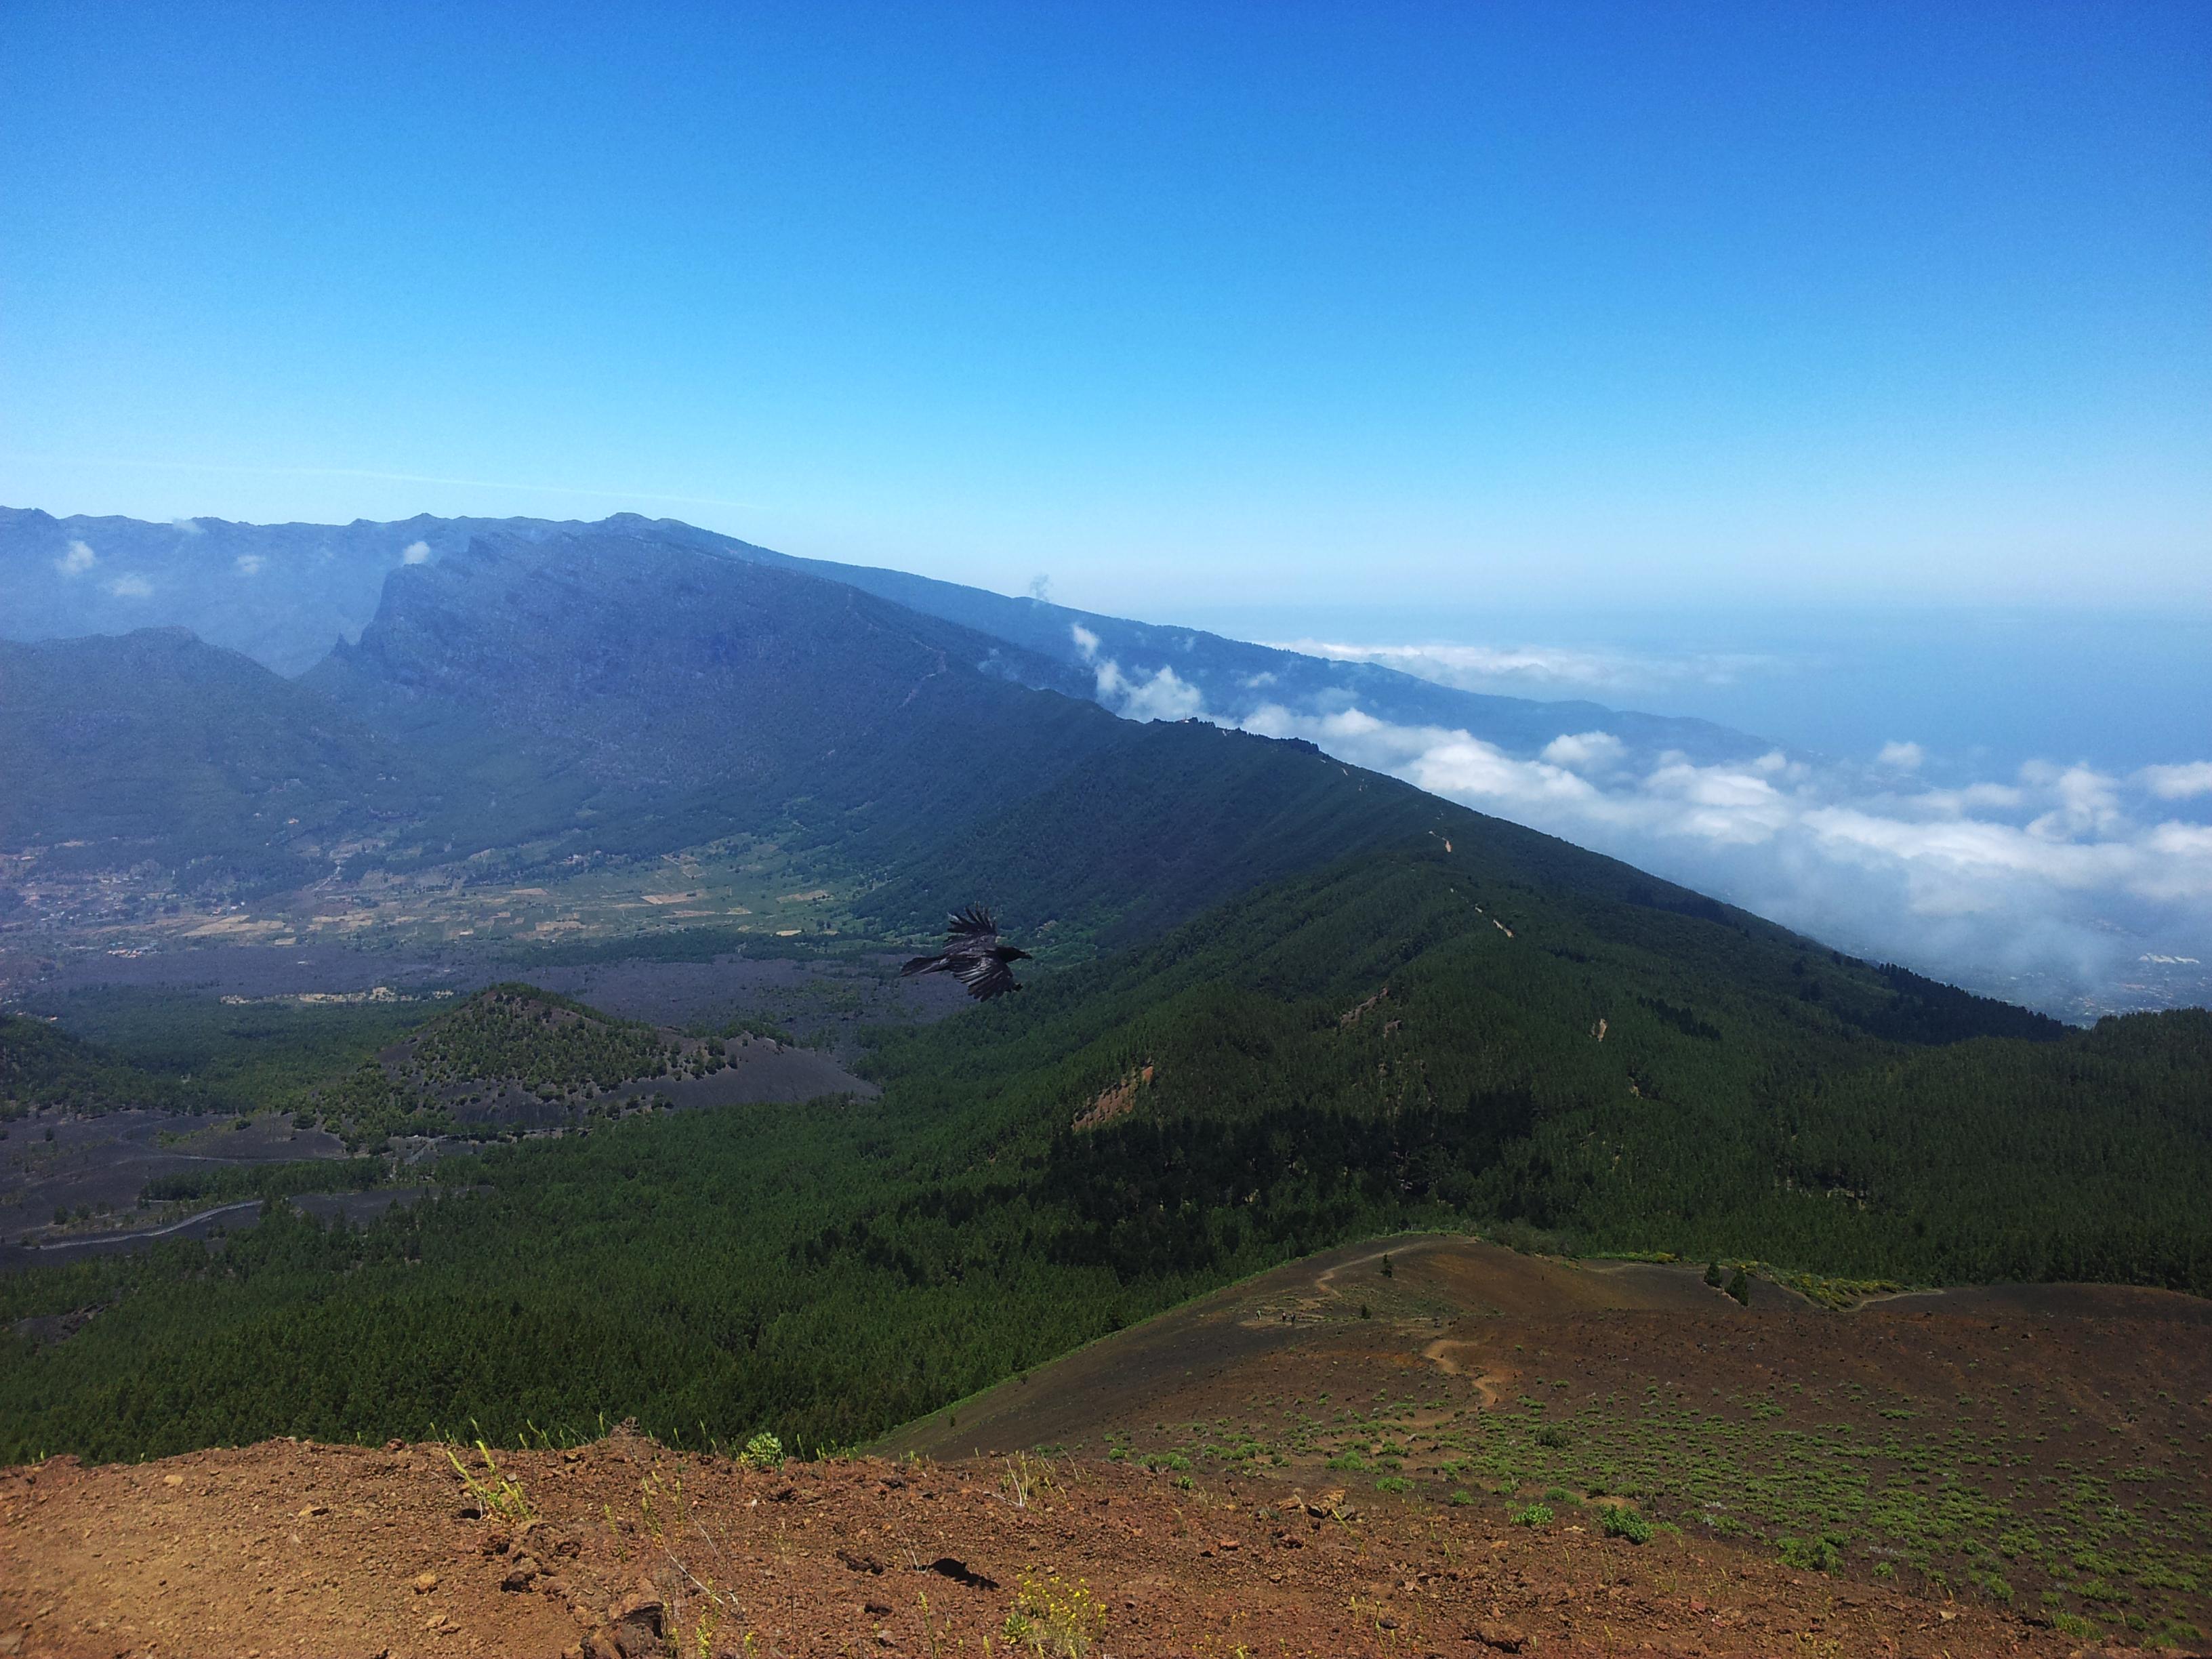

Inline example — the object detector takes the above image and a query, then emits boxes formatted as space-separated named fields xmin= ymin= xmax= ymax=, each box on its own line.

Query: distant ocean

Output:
xmin=1172 ymin=603 xmax=2212 ymax=777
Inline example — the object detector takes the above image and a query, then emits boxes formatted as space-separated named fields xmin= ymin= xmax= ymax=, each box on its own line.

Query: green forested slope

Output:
xmin=0 ymin=1012 xmax=205 ymax=1120
xmin=2 ymin=842 xmax=2203 ymax=1462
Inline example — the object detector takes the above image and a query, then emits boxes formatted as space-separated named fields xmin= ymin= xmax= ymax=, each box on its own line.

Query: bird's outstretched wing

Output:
xmin=945 ymin=904 xmax=998 ymax=941
xmin=900 ymin=953 xmax=947 ymax=978
xmin=954 ymin=956 xmax=1021 ymax=1000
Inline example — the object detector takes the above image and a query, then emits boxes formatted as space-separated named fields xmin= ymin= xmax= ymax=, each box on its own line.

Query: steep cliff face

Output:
xmin=308 ymin=529 xmax=1101 ymax=797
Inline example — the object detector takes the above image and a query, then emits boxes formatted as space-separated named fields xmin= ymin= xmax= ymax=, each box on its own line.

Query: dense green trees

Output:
xmin=2 ymin=840 xmax=2204 ymax=1466
xmin=0 ymin=1012 xmax=202 ymax=1121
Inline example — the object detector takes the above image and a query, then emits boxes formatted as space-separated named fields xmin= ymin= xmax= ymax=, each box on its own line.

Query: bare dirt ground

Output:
xmin=4 ymin=1237 xmax=2205 ymax=1658
xmin=0 ymin=1429 xmax=2123 ymax=1659
xmin=884 ymin=1237 xmax=2212 ymax=1651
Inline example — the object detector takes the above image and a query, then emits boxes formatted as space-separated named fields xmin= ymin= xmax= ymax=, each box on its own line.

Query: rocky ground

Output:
xmin=0 ymin=1429 xmax=2156 ymax=1659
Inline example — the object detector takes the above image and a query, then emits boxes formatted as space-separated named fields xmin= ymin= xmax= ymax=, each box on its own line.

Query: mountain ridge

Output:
xmin=2 ymin=506 xmax=1770 ymax=767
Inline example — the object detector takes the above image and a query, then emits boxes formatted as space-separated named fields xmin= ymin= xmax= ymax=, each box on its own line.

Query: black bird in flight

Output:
xmin=901 ymin=905 xmax=1031 ymax=1000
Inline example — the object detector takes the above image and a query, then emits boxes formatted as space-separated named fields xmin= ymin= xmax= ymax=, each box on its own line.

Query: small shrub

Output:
xmin=741 ymin=1431 xmax=784 ymax=1471
xmin=1374 ymin=1475 xmax=1412 ymax=1493
xmin=1778 ymin=1534 xmax=1844 ymax=1574
xmin=1704 ymin=1261 xmax=1723 ymax=1287
xmin=1726 ymin=1268 xmax=1750 ymax=1306
xmin=1601 ymin=1505 xmax=1654 ymax=1544
xmin=1511 ymin=1503 xmax=1554 ymax=1528
xmin=1448 ymin=1489 xmax=1475 ymax=1507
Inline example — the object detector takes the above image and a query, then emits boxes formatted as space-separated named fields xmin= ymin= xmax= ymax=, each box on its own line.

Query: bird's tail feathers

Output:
xmin=901 ymin=954 xmax=945 ymax=977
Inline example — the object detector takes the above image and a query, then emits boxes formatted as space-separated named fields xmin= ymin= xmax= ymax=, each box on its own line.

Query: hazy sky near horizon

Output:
xmin=3 ymin=1 xmax=2207 ymax=615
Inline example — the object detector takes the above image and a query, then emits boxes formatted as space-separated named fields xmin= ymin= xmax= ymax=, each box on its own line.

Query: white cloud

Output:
xmin=1876 ymin=741 xmax=1924 ymax=771
xmin=401 ymin=540 xmax=431 ymax=565
xmin=105 ymin=574 xmax=154 ymax=598
xmin=2142 ymin=761 xmax=2212 ymax=800
xmin=1094 ymin=656 xmax=1204 ymax=721
xmin=54 ymin=539 xmax=96 ymax=575
xmin=1540 ymin=731 xmax=1629 ymax=774
xmin=1228 ymin=694 xmax=2212 ymax=1011
xmin=171 ymin=518 xmax=204 ymax=535
xmin=1269 ymin=638 xmax=1779 ymax=697
xmin=234 ymin=554 xmax=265 ymax=576
xmin=2024 ymin=764 xmax=2124 ymax=842
xmin=1076 ymin=628 xmax=1212 ymax=720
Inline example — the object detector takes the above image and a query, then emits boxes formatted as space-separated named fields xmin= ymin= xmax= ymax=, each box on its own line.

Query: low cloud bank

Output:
xmin=1078 ymin=628 xmax=2209 ymax=1014
xmin=1272 ymin=637 xmax=1777 ymax=697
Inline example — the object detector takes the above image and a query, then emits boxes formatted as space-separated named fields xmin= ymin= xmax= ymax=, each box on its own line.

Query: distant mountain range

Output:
xmin=1 ymin=506 xmax=1767 ymax=765
xmin=1 ymin=510 xmax=1777 ymax=949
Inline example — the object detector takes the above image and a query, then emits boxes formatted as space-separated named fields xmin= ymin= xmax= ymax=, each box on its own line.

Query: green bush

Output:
xmin=1777 ymin=1534 xmax=1845 ymax=1574
xmin=1511 ymin=1503 xmax=1554 ymax=1528
xmin=1602 ymin=1505 xmax=1654 ymax=1544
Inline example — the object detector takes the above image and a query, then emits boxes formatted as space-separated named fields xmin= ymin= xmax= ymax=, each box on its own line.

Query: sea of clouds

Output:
xmin=1073 ymin=628 xmax=2212 ymax=1017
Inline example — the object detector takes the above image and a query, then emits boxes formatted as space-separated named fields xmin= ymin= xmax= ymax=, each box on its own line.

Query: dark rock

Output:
xmin=611 ymin=1605 xmax=663 ymax=1659
xmin=922 ymin=1557 xmax=998 ymax=1591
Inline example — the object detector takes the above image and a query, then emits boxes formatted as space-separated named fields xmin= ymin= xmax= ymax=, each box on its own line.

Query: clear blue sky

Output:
xmin=3 ymin=1 xmax=2206 ymax=615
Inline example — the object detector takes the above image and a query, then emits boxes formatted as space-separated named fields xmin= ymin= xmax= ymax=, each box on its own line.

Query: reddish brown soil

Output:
xmin=0 ymin=1431 xmax=2106 ymax=1659
xmin=6 ymin=1237 xmax=2205 ymax=1658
